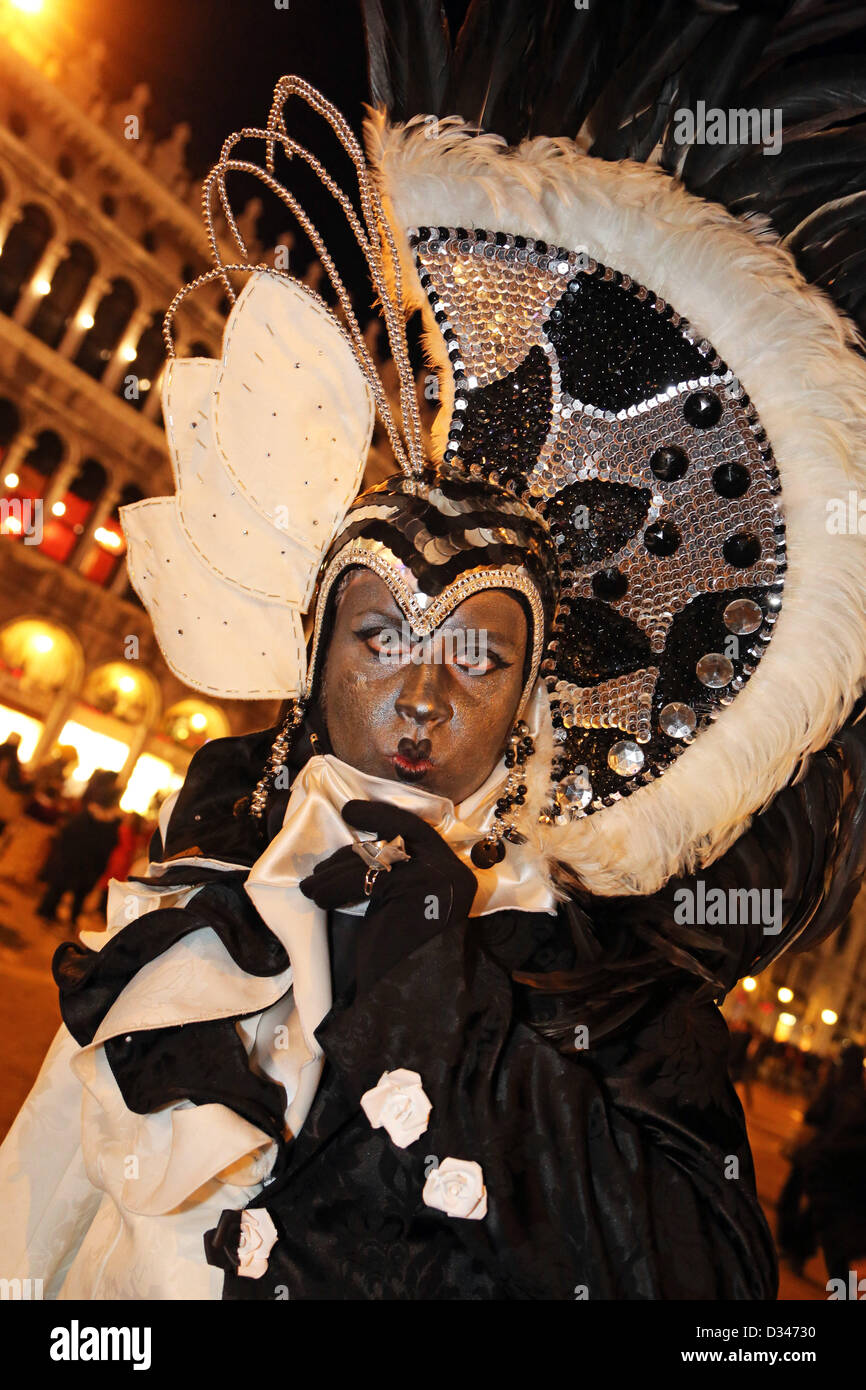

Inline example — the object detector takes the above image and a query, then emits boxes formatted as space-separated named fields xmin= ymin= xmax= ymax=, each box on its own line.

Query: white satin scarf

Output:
xmin=245 ymin=679 xmax=556 ymax=1137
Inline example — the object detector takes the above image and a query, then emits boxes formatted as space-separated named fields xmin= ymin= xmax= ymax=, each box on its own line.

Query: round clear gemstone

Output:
xmin=607 ymin=740 xmax=645 ymax=777
xmin=659 ymin=702 xmax=697 ymax=739
xmin=723 ymin=598 xmax=762 ymax=635
xmin=696 ymin=653 xmax=734 ymax=687
xmin=558 ymin=768 xmax=593 ymax=810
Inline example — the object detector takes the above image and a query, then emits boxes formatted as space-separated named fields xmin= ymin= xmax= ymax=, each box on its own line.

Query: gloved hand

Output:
xmin=300 ymin=800 xmax=478 ymax=991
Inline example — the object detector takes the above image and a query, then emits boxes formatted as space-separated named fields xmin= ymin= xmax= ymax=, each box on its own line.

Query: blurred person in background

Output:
xmin=0 ymin=732 xmax=28 ymax=834
xmin=36 ymin=773 xmax=122 ymax=928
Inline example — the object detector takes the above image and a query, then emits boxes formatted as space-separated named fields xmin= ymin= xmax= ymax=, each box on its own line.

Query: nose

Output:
xmin=394 ymin=653 xmax=452 ymax=730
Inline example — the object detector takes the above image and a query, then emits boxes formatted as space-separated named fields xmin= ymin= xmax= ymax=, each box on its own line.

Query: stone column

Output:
xmin=69 ymin=479 xmax=124 ymax=570
xmin=101 ymin=307 xmax=154 ymax=394
xmin=56 ymin=273 xmax=112 ymax=360
xmin=12 ymin=236 xmax=69 ymax=329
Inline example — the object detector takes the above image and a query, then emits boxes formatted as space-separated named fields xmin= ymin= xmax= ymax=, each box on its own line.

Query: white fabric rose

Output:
xmin=360 ymin=1069 xmax=432 ymax=1148
xmin=422 ymin=1158 xmax=488 ymax=1220
xmin=237 ymin=1207 xmax=279 ymax=1279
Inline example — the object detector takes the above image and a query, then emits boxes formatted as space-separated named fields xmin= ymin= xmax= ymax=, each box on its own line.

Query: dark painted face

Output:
xmin=319 ymin=570 xmax=528 ymax=802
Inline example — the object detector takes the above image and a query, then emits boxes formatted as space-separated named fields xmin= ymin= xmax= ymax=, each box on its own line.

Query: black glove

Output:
xmin=299 ymin=800 xmax=478 ymax=992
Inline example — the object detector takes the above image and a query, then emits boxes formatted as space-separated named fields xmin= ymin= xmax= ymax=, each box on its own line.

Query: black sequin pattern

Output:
xmin=457 ymin=346 xmax=552 ymax=488
xmin=545 ymin=274 xmax=711 ymax=413
xmin=544 ymin=480 xmax=652 ymax=567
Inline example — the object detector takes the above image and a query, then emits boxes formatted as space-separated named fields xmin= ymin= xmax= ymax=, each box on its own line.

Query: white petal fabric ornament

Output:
xmin=214 ymin=273 xmax=374 ymax=547
xmin=120 ymin=269 xmax=374 ymax=700
xmin=237 ymin=1207 xmax=279 ymax=1279
xmin=167 ymin=358 xmax=321 ymax=606
xmin=121 ymin=496 xmax=306 ymax=699
xmin=359 ymin=1068 xmax=432 ymax=1148
xmin=422 ymin=1158 xmax=488 ymax=1220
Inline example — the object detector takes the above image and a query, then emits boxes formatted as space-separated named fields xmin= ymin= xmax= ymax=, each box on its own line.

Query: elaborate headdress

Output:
xmin=122 ymin=2 xmax=866 ymax=898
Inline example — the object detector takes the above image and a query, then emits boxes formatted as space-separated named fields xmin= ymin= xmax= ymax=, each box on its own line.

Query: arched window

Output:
xmin=120 ymin=313 xmax=165 ymax=411
xmin=0 ymin=204 xmax=53 ymax=316
xmin=0 ymin=399 xmax=21 ymax=452
xmin=79 ymin=481 xmax=142 ymax=585
xmin=58 ymin=153 xmax=75 ymax=180
xmin=101 ymin=193 xmax=117 ymax=218
xmin=40 ymin=457 xmax=107 ymax=563
xmin=1 ymin=428 xmax=66 ymax=526
xmin=142 ymin=229 xmax=158 ymax=253
xmin=24 ymin=429 xmax=64 ymax=482
xmin=73 ymin=278 xmax=137 ymax=380
xmin=30 ymin=241 xmax=97 ymax=348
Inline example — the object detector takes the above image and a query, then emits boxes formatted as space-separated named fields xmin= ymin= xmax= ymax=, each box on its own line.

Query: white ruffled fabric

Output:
xmin=0 ymin=683 xmax=555 ymax=1299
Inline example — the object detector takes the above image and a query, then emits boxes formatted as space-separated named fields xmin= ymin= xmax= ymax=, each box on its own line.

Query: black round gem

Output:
xmin=712 ymin=462 xmax=750 ymax=498
xmin=650 ymin=445 xmax=688 ymax=481
xmin=644 ymin=520 xmax=681 ymax=557
xmin=417 ymin=226 xmax=431 ymax=242
xmin=514 ymin=235 xmax=526 ymax=248
xmin=471 ymin=837 xmax=506 ymax=869
xmin=683 ymin=391 xmax=722 ymax=428
xmin=592 ymin=567 xmax=629 ymax=600
xmin=495 ymin=231 xmax=507 ymax=246
xmin=438 ymin=226 xmax=450 ymax=240
xmin=723 ymin=532 xmax=761 ymax=567
xmin=456 ymin=227 xmax=468 ymax=240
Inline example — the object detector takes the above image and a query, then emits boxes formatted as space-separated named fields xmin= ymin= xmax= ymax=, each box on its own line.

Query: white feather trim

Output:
xmin=366 ymin=112 xmax=866 ymax=897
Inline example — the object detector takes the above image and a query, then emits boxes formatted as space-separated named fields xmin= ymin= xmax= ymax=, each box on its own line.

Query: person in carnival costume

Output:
xmin=2 ymin=0 xmax=866 ymax=1300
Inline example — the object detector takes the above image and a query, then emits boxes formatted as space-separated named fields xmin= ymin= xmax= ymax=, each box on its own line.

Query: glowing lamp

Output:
xmin=94 ymin=527 xmax=122 ymax=551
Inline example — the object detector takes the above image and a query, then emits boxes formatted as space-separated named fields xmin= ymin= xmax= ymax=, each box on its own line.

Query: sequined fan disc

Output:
xmin=410 ymin=227 xmax=785 ymax=817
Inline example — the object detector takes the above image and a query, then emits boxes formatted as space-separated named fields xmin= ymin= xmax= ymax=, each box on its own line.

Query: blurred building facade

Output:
xmin=0 ymin=13 xmax=409 ymax=813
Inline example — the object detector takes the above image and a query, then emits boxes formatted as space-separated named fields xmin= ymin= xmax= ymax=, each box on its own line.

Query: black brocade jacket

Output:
xmin=53 ymin=711 xmax=866 ymax=1301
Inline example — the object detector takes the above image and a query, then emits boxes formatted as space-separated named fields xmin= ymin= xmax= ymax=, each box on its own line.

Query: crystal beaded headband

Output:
xmin=307 ymin=545 xmax=546 ymax=718
xmin=304 ymin=474 xmax=559 ymax=717
xmin=407 ymin=226 xmax=785 ymax=818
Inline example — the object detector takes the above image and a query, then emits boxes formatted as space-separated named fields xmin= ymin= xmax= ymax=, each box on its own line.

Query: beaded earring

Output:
xmin=470 ymin=718 xmax=535 ymax=868
xmin=244 ymin=697 xmax=308 ymax=820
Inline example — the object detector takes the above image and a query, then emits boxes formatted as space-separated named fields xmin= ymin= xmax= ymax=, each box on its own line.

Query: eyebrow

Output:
xmin=350 ymin=609 xmax=400 ymax=626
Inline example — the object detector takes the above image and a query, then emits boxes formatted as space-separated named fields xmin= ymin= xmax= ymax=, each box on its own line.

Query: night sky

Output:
xmin=73 ymin=0 xmax=372 ymax=169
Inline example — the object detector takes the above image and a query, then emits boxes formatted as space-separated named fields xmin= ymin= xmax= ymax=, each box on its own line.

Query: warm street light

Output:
xmin=121 ymin=344 xmax=137 ymax=362
xmin=94 ymin=527 xmax=122 ymax=550
xmin=742 ymin=976 xmax=757 ymax=992
xmin=820 ymin=1009 xmax=838 ymax=1026
xmin=33 ymin=277 xmax=51 ymax=295
xmin=778 ymin=1012 xmax=796 ymax=1027
xmin=31 ymin=632 xmax=53 ymax=653
xmin=190 ymin=712 xmax=207 ymax=731
xmin=4 ymin=472 xmax=18 ymax=487
xmin=51 ymin=500 xmax=65 ymax=516
xmin=11 ymin=0 xmax=45 ymax=13
xmin=77 ymin=311 xmax=94 ymax=329
xmin=777 ymin=986 xmax=794 ymax=1004
xmin=118 ymin=674 xmax=136 ymax=693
